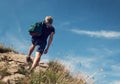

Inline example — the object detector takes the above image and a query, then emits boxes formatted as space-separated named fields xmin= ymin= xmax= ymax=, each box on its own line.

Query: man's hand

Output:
xmin=44 ymin=48 xmax=48 ymax=54
xmin=44 ymin=32 xmax=54 ymax=54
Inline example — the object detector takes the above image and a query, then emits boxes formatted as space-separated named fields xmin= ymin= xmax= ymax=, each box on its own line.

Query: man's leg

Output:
xmin=26 ymin=44 xmax=35 ymax=63
xmin=29 ymin=51 xmax=42 ymax=71
xmin=28 ymin=44 xmax=35 ymax=57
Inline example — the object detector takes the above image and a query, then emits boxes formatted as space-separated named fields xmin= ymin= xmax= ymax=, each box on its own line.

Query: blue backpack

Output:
xmin=28 ymin=22 xmax=43 ymax=36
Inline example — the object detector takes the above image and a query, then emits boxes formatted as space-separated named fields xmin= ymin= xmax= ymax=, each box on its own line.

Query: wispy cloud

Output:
xmin=111 ymin=81 xmax=120 ymax=84
xmin=71 ymin=29 xmax=120 ymax=39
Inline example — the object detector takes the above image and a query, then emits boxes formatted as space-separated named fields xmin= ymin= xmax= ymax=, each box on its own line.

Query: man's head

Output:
xmin=45 ymin=16 xmax=53 ymax=24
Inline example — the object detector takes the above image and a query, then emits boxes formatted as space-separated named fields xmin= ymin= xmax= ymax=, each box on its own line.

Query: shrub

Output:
xmin=0 ymin=44 xmax=18 ymax=53
xmin=29 ymin=61 xmax=85 ymax=84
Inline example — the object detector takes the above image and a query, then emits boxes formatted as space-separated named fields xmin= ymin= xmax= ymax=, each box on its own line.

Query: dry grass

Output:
xmin=20 ymin=61 xmax=85 ymax=84
xmin=0 ymin=44 xmax=18 ymax=53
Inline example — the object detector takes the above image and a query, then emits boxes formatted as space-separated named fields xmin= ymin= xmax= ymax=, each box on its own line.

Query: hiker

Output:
xmin=26 ymin=16 xmax=55 ymax=71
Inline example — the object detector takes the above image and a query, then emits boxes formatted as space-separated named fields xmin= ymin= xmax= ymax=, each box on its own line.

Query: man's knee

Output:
xmin=36 ymin=52 xmax=42 ymax=58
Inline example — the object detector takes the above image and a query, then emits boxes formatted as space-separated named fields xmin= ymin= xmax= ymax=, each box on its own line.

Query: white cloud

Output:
xmin=111 ymin=81 xmax=120 ymax=84
xmin=81 ymin=57 xmax=97 ymax=69
xmin=71 ymin=29 xmax=120 ymax=39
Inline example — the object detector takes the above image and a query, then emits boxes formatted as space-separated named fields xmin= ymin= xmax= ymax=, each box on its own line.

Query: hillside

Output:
xmin=0 ymin=44 xmax=85 ymax=84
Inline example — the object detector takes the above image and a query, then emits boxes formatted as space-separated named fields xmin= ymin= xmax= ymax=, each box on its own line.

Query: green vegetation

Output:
xmin=18 ymin=61 xmax=84 ymax=84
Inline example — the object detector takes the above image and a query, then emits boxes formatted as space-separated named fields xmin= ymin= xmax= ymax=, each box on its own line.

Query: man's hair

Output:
xmin=45 ymin=16 xmax=53 ymax=24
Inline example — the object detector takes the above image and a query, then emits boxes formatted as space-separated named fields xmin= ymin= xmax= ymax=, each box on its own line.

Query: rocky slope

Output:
xmin=0 ymin=52 xmax=48 ymax=84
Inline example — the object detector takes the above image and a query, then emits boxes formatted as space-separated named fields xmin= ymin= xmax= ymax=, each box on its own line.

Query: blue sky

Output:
xmin=0 ymin=0 xmax=120 ymax=84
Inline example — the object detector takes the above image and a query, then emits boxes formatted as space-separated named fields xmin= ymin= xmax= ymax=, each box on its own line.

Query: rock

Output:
xmin=0 ymin=61 xmax=8 ymax=69
xmin=34 ymin=62 xmax=49 ymax=72
xmin=40 ymin=62 xmax=49 ymax=68
xmin=7 ymin=61 xmax=19 ymax=74
xmin=2 ymin=73 xmax=25 ymax=84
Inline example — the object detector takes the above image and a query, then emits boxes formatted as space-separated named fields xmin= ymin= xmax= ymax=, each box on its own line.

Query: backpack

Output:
xmin=28 ymin=22 xmax=43 ymax=36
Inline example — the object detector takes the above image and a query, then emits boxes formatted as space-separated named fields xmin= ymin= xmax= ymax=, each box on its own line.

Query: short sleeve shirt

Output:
xmin=40 ymin=22 xmax=55 ymax=42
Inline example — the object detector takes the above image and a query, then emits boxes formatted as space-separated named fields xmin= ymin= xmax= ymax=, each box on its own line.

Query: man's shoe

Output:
xmin=26 ymin=56 xmax=33 ymax=63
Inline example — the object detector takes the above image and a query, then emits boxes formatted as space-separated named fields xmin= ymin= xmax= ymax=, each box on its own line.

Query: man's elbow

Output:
xmin=50 ymin=37 xmax=53 ymax=41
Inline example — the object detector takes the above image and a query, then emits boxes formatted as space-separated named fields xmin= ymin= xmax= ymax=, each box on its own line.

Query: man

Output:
xmin=26 ymin=16 xmax=55 ymax=72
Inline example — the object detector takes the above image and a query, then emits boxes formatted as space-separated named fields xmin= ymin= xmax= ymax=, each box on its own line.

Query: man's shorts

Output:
xmin=31 ymin=36 xmax=46 ymax=54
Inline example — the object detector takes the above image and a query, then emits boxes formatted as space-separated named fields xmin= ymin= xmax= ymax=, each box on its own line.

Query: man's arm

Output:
xmin=44 ymin=32 xmax=54 ymax=54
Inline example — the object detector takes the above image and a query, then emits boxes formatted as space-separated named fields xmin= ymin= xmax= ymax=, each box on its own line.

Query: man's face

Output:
xmin=46 ymin=23 xmax=52 ymax=27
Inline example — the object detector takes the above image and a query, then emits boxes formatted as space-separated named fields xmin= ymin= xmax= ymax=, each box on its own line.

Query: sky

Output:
xmin=0 ymin=0 xmax=120 ymax=84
